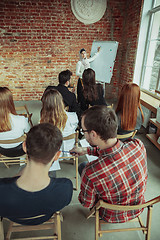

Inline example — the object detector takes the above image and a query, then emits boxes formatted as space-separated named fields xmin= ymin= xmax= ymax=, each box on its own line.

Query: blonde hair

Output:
xmin=0 ymin=87 xmax=17 ymax=132
xmin=40 ymin=89 xmax=67 ymax=130
xmin=116 ymin=83 xmax=144 ymax=131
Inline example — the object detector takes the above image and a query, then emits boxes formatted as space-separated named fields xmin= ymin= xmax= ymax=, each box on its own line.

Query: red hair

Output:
xmin=116 ymin=83 xmax=144 ymax=130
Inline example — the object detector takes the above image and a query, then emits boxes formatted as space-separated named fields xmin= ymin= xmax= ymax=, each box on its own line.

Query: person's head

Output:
xmin=80 ymin=48 xmax=87 ymax=59
xmin=116 ymin=83 xmax=144 ymax=130
xmin=40 ymin=89 xmax=67 ymax=130
xmin=82 ymin=68 xmax=98 ymax=101
xmin=58 ymin=70 xmax=72 ymax=86
xmin=82 ymin=68 xmax=96 ymax=86
xmin=81 ymin=105 xmax=118 ymax=145
xmin=25 ymin=123 xmax=62 ymax=164
xmin=0 ymin=87 xmax=16 ymax=132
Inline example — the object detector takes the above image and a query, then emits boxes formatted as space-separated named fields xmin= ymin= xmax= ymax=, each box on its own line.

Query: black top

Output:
xmin=42 ymin=84 xmax=80 ymax=117
xmin=77 ymin=78 xmax=107 ymax=112
xmin=0 ymin=176 xmax=73 ymax=225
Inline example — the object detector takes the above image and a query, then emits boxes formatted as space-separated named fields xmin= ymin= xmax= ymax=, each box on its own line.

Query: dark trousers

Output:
xmin=0 ymin=143 xmax=25 ymax=157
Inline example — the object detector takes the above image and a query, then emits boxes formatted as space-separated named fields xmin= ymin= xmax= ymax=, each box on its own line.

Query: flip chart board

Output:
xmin=90 ymin=41 xmax=118 ymax=83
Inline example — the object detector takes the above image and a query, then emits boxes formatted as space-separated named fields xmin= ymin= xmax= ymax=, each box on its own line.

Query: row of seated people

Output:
xmin=0 ymin=105 xmax=147 ymax=236
xmin=42 ymin=68 xmax=144 ymax=136
xmin=0 ymin=74 xmax=144 ymax=160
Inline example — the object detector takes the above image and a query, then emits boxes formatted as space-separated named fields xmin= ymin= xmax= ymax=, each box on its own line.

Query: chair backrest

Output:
xmin=87 ymin=195 xmax=160 ymax=240
xmin=0 ymin=135 xmax=27 ymax=168
xmin=0 ymin=135 xmax=26 ymax=144
xmin=117 ymin=130 xmax=137 ymax=140
xmin=15 ymin=104 xmax=33 ymax=127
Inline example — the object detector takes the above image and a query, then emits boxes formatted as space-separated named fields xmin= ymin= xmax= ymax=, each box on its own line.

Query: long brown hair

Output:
xmin=116 ymin=83 xmax=144 ymax=130
xmin=0 ymin=87 xmax=16 ymax=132
xmin=40 ymin=89 xmax=67 ymax=130
xmin=82 ymin=68 xmax=98 ymax=102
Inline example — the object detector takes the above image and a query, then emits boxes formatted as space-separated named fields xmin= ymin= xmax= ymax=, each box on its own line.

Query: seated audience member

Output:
xmin=0 ymin=123 xmax=73 ymax=225
xmin=42 ymin=69 xmax=80 ymax=117
xmin=70 ymin=105 xmax=147 ymax=223
xmin=77 ymin=68 xmax=107 ymax=112
xmin=0 ymin=87 xmax=30 ymax=157
xmin=41 ymin=89 xmax=78 ymax=156
xmin=116 ymin=83 xmax=144 ymax=136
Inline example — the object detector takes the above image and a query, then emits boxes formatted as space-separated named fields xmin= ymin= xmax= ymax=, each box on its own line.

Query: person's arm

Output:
xmin=70 ymin=93 xmax=80 ymax=114
xmin=78 ymin=170 xmax=96 ymax=208
xmin=89 ymin=46 xmax=101 ymax=63
xmin=76 ymin=61 xmax=83 ymax=78
xmin=70 ymin=146 xmax=88 ymax=156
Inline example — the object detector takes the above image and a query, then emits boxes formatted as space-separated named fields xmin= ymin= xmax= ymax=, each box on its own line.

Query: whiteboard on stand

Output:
xmin=90 ymin=41 xmax=118 ymax=83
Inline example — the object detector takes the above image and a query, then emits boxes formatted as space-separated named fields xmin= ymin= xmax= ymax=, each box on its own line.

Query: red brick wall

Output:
xmin=0 ymin=0 xmax=143 ymax=101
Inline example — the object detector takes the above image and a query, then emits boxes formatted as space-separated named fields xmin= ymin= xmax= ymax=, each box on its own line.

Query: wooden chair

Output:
xmin=0 ymin=135 xmax=27 ymax=168
xmin=15 ymin=105 xmax=33 ymax=127
xmin=117 ymin=130 xmax=137 ymax=140
xmin=1 ymin=211 xmax=62 ymax=240
xmin=59 ymin=131 xmax=79 ymax=191
xmin=87 ymin=195 xmax=160 ymax=240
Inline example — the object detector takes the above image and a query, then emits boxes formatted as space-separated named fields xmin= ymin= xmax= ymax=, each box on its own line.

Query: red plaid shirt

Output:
xmin=78 ymin=139 xmax=147 ymax=223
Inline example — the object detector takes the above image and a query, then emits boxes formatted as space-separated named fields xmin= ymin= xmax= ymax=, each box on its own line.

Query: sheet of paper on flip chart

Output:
xmin=90 ymin=41 xmax=118 ymax=84
xmin=80 ymin=139 xmax=98 ymax=163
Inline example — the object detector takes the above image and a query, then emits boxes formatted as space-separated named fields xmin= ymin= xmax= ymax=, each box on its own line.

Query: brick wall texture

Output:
xmin=0 ymin=0 xmax=143 ymax=101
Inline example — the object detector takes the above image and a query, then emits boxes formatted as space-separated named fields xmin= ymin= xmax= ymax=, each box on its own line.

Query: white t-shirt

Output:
xmin=76 ymin=52 xmax=99 ymax=78
xmin=61 ymin=111 xmax=78 ymax=156
xmin=0 ymin=113 xmax=30 ymax=149
xmin=50 ymin=111 xmax=78 ymax=171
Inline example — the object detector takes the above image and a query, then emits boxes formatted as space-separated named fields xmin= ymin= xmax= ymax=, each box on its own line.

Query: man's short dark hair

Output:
xmin=58 ymin=70 xmax=72 ymax=85
xmin=26 ymin=123 xmax=63 ymax=164
xmin=82 ymin=105 xmax=118 ymax=141
xmin=80 ymin=48 xmax=86 ymax=54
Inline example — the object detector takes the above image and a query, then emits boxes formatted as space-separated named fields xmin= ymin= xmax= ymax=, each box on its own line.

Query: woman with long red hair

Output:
xmin=116 ymin=83 xmax=144 ymax=135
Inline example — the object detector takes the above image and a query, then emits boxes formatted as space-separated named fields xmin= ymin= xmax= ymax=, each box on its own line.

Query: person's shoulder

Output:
xmin=10 ymin=113 xmax=26 ymax=122
xmin=51 ymin=177 xmax=73 ymax=189
xmin=65 ymin=111 xmax=78 ymax=119
xmin=124 ymin=138 xmax=146 ymax=152
xmin=0 ymin=177 xmax=18 ymax=187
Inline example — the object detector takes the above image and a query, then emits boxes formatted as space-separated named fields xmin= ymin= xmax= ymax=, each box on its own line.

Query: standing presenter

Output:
xmin=76 ymin=47 xmax=101 ymax=103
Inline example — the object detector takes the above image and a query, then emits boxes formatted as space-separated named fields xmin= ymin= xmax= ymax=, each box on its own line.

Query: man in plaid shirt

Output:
xmin=70 ymin=105 xmax=147 ymax=223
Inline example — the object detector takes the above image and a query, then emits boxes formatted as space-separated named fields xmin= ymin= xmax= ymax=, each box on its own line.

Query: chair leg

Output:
xmin=75 ymin=156 xmax=78 ymax=191
xmin=55 ymin=212 xmax=61 ymax=240
xmin=6 ymin=221 xmax=13 ymax=240
xmin=0 ymin=219 xmax=4 ymax=240
xmin=95 ymin=209 xmax=99 ymax=240
xmin=145 ymin=206 xmax=153 ymax=240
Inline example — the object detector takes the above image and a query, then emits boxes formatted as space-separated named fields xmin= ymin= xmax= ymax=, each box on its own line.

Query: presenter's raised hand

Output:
xmin=97 ymin=46 xmax=101 ymax=52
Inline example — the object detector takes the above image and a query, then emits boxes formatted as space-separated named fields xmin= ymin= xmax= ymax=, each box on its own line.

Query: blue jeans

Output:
xmin=78 ymin=161 xmax=88 ymax=176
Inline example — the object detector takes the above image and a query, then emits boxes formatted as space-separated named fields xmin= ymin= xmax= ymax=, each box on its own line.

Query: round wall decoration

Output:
xmin=71 ymin=0 xmax=107 ymax=25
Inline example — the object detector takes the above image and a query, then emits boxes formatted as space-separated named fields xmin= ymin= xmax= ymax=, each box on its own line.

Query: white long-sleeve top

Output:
xmin=76 ymin=52 xmax=99 ymax=78
xmin=0 ymin=113 xmax=30 ymax=148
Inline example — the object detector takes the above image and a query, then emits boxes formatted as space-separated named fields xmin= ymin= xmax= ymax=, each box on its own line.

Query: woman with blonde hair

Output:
xmin=116 ymin=83 xmax=144 ymax=135
xmin=41 ymin=89 xmax=78 ymax=157
xmin=0 ymin=87 xmax=30 ymax=157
